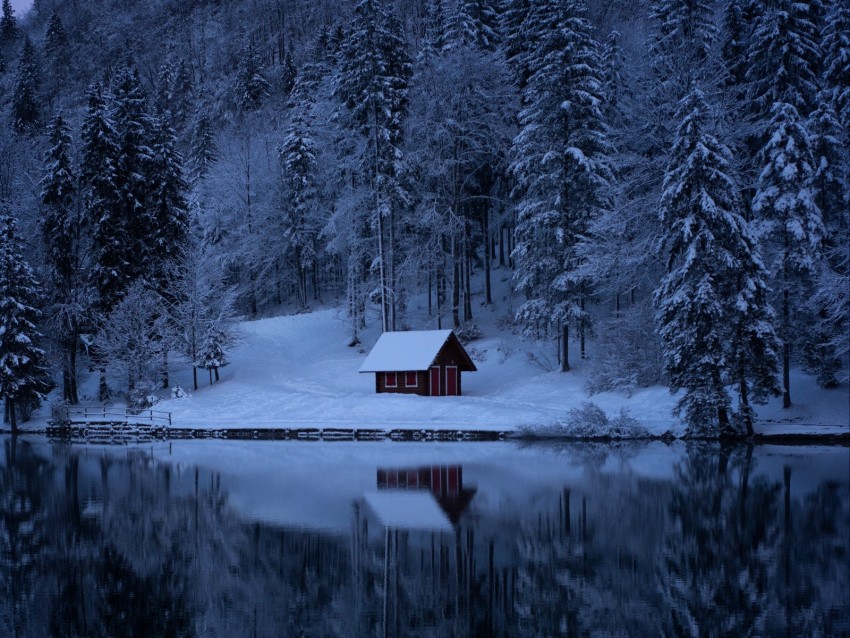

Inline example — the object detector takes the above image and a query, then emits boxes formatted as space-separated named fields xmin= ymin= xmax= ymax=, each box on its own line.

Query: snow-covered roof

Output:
xmin=363 ymin=491 xmax=454 ymax=531
xmin=358 ymin=329 xmax=455 ymax=372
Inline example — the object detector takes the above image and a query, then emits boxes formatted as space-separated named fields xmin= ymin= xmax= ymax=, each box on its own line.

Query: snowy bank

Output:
xmin=17 ymin=305 xmax=848 ymax=440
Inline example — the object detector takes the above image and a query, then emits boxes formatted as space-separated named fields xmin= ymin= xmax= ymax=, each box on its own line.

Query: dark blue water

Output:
xmin=1 ymin=437 xmax=847 ymax=637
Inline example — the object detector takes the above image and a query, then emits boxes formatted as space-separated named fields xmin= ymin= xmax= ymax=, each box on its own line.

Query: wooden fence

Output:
xmin=66 ymin=406 xmax=172 ymax=427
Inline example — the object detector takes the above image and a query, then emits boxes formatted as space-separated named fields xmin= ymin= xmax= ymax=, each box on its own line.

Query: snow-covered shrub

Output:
xmin=454 ymin=322 xmax=481 ymax=344
xmin=585 ymin=301 xmax=664 ymax=396
xmin=50 ymin=399 xmax=70 ymax=425
xmin=517 ymin=402 xmax=649 ymax=439
xmin=171 ymin=384 xmax=189 ymax=399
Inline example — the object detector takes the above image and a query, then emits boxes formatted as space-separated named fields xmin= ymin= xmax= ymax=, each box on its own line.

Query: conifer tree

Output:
xmin=0 ymin=213 xmax=51 ymax=432
xmin=236 ymin=40 xmax=270 ymax=112
xmin=752 ymin=102 xmax=824 ymax=407
xmin=12 ymin=37 xmax=39 ymax=134
xmin=188 ymin=107 xmax=217 ymax=185
xmin=279 ymin=115 xmax=319 ymax=308
xmin=445 ymin=0 xmax=500 ymax=51
xmin=148 ymin=119 xmax=190 ymax=295
xmin=816 ymin=0 xmax=850 ymax=384
xmin=0 ymin=0 xmax=16 ymax=46
xmin=40 ymin=113 xmax=84 ymax=404
xmin=746 ymin=0 xmax=821 ymax=121
xmin=44 ymin=11 xmax=68 ymax=61
xmin=81 ymin=82 xmax=122 ymax=315
xmin=656 ymin=89 xmax=779 ymax=436
xmin=336 ymin=0 xmax=412 ymax=333
xmin=110 ymin=65 xmax=157 ymax=287
xmin=510 ymin=0 xmax=612 ymax=370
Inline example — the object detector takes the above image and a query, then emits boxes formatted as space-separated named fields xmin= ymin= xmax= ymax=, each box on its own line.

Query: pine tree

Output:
xmin=752 ymin=102 xmax=824 ymax=407
xmin=235 ymin=40 xmax=270 ymax=112
xmin=44 ymin=11 xmax=68 ymax=61
xmin=510 ymin=0 xmax=612 ymax=370
xmin=721 ymin=0 xmax=748 ymax=88
xmin=823 ymin=0 xmax=850 ymax=129
xmin=746 ymin=0 xmax=821 ymax=122
xmin=148 ymin=119 xmax=190 ymax=295
xmin=444 ymin=0 xmax=500 ymax=51
xmin=39 ymin=113 xmax=83 ymax=404
xmin=81 ymin=82 xmax=122 ymax=315
xmin=279 ymin=115 xmax=319 ymax=309
xmin=12 ymin=37 xmax=39 ymax=134
xmin=188 ymin=107 xmax=217 ymax=185
xmin=336 ymin=0 xmax=412 ymax=333
xmin=0 ymin=0 xmax=16 ymax=46
xmin=0 ymin=213 xmax=51 ymax=432
xmin=655 ymin=89 xmax=779 ymax=436
xmin=817 ymin=0 xmax=850 ymax=384
xmin=651 ymin=0 xmax=718 ymax=72
xmin=110 ymin=65 xmax=157 ymax=288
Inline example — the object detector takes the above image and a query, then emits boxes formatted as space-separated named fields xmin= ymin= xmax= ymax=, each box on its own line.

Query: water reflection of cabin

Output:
xmin=373 ymin=465 xmax=476 ymax=527
xmin=358 ymin=330 xmax=477 ymax=396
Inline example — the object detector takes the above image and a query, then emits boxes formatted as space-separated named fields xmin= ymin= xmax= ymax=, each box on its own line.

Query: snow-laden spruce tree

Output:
xmin=803 ymin=98 xmax=847 ymax=387
xmin=12 ymin=37 xmax=39 ymax=135
xmin=656 ymin=89 xmax=779 ymax=436
xmin=40 ymin=113 xmax=86 ymax=405
xmin=510 ymin=0 xmax=612 ymax=371
xmin=0 ymin=213 xmax=51 ymax=432
xmin=279 ymin=114 xmax=320 ymax=309
xmin=752 ymin=102 xmax=823 ymax=408
xmin=746 ymin=0 xmax=821 ymax=122
xmin=335 ymin=0 xmax=412 ymax=334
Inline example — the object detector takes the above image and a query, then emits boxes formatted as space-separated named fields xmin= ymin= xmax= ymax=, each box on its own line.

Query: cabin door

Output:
xmin=430 ymin=367 xmax=441 ymax=396
xmin=446 ymin=366 xmax=458 ymax=396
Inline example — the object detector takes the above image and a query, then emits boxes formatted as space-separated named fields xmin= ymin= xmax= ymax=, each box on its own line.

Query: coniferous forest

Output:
xmin=0 ymin=0 xmax=847 ymax=435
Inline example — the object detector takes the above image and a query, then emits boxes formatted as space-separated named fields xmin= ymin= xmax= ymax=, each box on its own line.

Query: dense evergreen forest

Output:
xmin=0 ymin=0 xmax=846 ymax=435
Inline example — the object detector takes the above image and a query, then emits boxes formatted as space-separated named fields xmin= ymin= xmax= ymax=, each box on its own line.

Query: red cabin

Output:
xmin=358 ymin=330 xmax=477 ymax=396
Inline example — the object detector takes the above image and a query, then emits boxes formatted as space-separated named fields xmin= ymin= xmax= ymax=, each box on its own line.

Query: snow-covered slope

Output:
xmin=17 ymin=297 xmax=848 ymax=436
xmin=147 ymin=307 xmax=847 ymax=435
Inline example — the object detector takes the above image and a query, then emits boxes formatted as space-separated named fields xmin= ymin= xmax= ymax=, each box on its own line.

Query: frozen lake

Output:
xmin=1 ymin=437 xmax=848 ymax=636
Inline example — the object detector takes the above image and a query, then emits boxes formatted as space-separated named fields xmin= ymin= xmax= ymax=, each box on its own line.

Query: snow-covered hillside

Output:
xmin=22 ymin=303 xmax=845 ymax=437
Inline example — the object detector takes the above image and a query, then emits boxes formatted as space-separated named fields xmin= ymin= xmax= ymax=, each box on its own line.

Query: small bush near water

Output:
xmin=517 ymin=402 xmax=650 ymax=439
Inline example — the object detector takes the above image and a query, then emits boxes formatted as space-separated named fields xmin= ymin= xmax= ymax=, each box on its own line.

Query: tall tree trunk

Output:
xmin=162 ymin=352 xmax=169 ymax=389
xmin=499 ymin=225 xmax=505 ymax=267
xmin=68 ymin=332 xmax=79 ymax=404
xmin=561 ymin=323 xmax=570 ymax=372
xmin=482 ymin=214 xmax=492 ymax=305
xmin=193 ymin=366 xmax=198 ymax=392
xmin=782 ymin=286 xmax=791 ymax=408
xmin=579 ymin=297 xmax=586 ymax=360
xmin=463 ymin=233 xmax=472 ymax=322
xmin=452 ymin=238 xmax=460 ymax=329
xmin=214 ymin=367 xmax=220 ymax=382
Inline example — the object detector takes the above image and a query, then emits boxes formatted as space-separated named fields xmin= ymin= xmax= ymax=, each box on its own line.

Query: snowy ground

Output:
xmin=20 ymin=293 xmax=849 ymax=437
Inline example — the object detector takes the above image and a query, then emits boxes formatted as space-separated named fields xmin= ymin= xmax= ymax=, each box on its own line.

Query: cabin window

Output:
xmin=405 ymin=372 xmax=418 ymax=387
xmin=385 ymin=372 xmax=398 ymax=388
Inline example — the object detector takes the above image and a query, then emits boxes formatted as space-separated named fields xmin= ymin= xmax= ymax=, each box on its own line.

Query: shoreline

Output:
xmin=3 ymin=424 xmax=847 ymax=446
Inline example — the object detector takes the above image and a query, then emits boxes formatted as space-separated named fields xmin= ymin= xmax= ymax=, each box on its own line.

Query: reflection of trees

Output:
xmin=765 ymin=471 xmax=850 ymax=636
xmin=96 ymin=545 xmax=192 ymax=637
xmin=657 ymin=445 xmax=850 ymax=637
xmin=658 ymin=444 xmax=781 ymax=636
xmin=0 ymin=440 xmax=846 ymax=636
xmin=0 ymin=438 xmax=50 ymax=638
